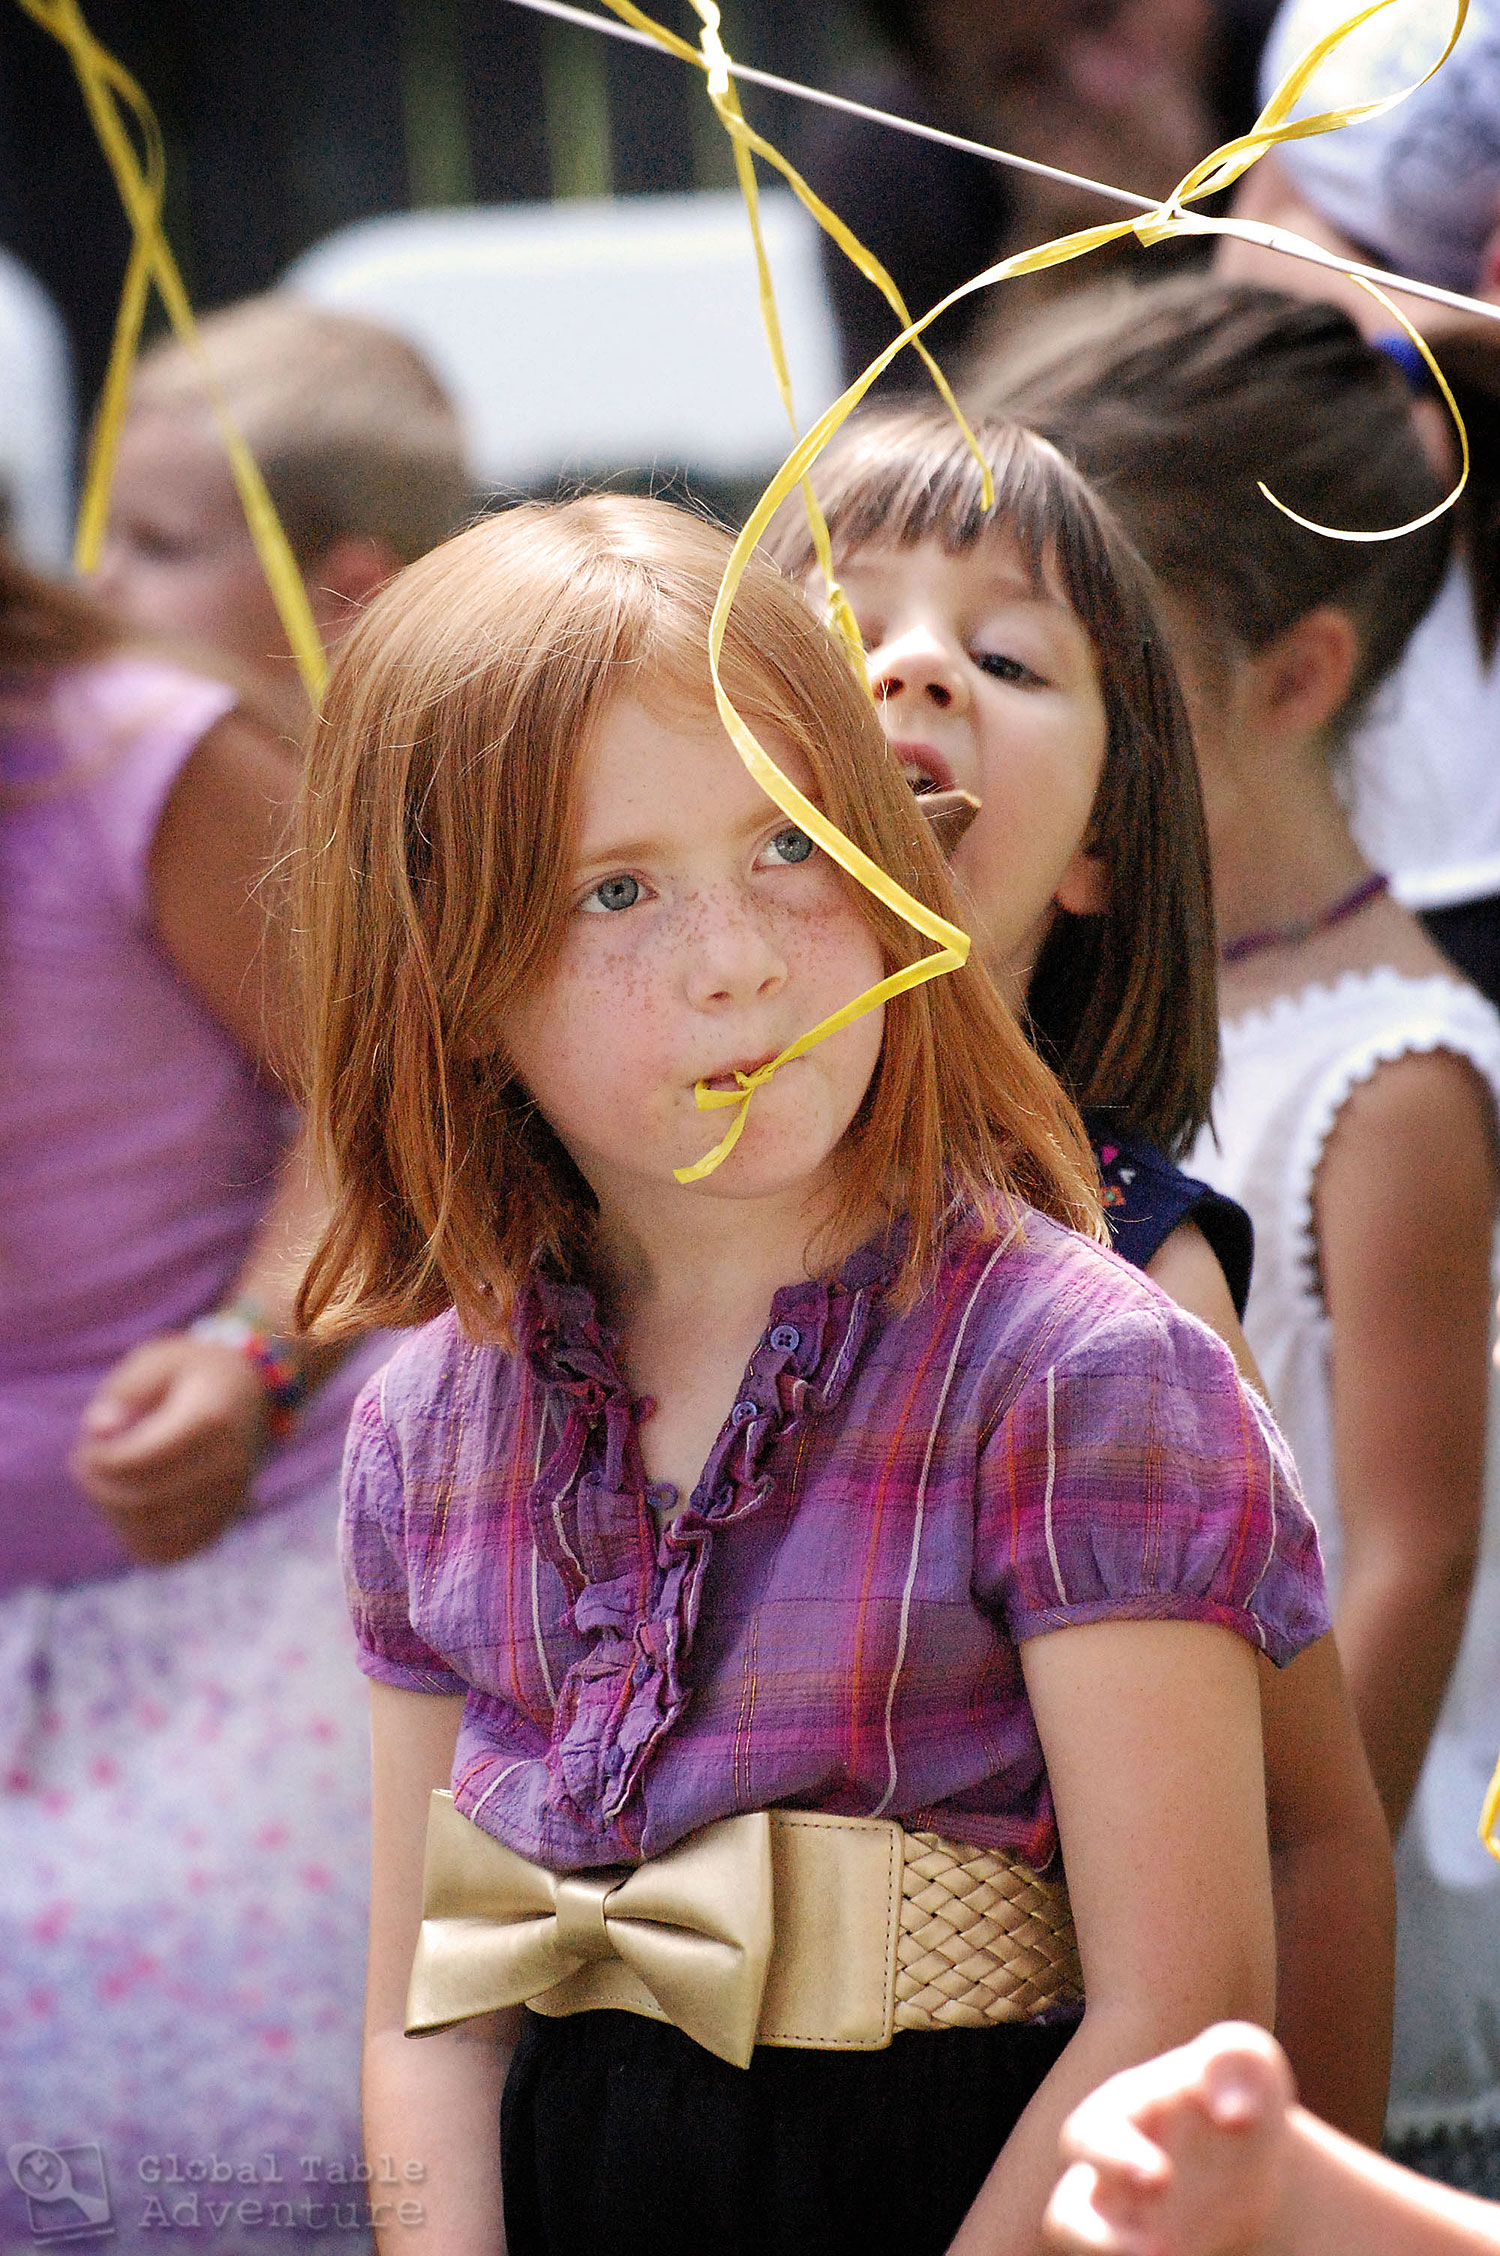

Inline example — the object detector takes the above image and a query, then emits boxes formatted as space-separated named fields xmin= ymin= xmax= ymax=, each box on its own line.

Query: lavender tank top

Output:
xmin=0 ymin=656 xmax=385 ymax=1592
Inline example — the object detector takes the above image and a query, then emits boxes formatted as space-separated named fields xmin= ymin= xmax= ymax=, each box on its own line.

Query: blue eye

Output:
xmin=764 ymin=826 xmax=815 ymax=866
xmin=582 ymin=873 xmax=641 ymax=913
xmin=976 ymin=652 xmax=1034 ymax=684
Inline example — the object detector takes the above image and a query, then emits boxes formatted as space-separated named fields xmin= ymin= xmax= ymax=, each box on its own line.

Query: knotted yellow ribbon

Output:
xmin=596 ymin=0 xmax=1473 ymax=1179
xmin=406 ymin=1790 xmax=774 ymax=2068
xmin=15 ymin=0 xmax=328 ymax=703
xmin=594 ymin=0 xmax=983 ymax=1179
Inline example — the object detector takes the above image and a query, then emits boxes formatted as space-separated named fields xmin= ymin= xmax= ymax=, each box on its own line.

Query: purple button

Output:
xmin=729 ymin=1400 xmax=758 ymax=1428
xmin=769 ymin=1325 xmax=801 ymax=1353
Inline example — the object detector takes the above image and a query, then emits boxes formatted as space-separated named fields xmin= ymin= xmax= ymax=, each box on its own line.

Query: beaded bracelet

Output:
xmin=187 ymin=1300 xmax=309 ymax=1440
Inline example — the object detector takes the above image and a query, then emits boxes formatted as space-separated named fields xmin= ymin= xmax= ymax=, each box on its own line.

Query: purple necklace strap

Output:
xmin=1221 ymin=871 xmax=1389 ymax=967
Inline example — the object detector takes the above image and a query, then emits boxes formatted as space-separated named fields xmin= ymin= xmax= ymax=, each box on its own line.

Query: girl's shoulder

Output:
xmin=1221 ymin=964 xmax=1500 ymax=1079
xmin=978 ymin=1199 xmax=1180 ymax=1304
xmin=353 ymin=1304 xmax=516 ymax=1450
xmin=34 ymin=654 xmax=237 ymax=783
xmin=350 ymin=1220 xmax=1254 ymax=1498
xmin=956 ymin=1210 xmax=1325 ymax=1666
xmin=1196 ymin=967 xmax=1500 ymax=1322
xmin=1214 ymin=964 xmax=1500 ymax=1173
xmin=4 ymin=655 xmax=239 ymax=913
xmin=935 ymin=1204 xmax=1243 ymax=1399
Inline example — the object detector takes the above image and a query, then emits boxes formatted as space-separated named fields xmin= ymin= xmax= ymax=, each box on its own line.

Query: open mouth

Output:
xmin=893 ymin=741 xmax=955 ymax=797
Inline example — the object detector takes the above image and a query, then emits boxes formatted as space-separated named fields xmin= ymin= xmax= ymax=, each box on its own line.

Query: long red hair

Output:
xmin=293 ymin=496 xmax=1102 ymax=1342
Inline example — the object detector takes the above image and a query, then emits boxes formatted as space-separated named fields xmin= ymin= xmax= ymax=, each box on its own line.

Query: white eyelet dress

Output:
xmin=1189 ymin=968 xmax=1500 ymax=2168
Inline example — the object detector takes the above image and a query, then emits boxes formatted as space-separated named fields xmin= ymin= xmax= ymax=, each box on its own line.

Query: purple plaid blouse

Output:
xmin=342 ymin=1209 xmax=1328 ymax=1874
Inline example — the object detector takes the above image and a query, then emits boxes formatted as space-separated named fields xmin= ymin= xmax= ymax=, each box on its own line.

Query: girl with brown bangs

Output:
xmin=765 ymin=409 xmax=1394 ymax=2148
xmin=298 ymin=493 xmax=1327 ymax=2256
xmin=977 ymin=280 xmax=1500 ymax=2188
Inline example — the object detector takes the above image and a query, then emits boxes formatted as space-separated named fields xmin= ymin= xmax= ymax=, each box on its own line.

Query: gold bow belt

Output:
xmin=406 ymin=1792 xmax=1081 ymax=2070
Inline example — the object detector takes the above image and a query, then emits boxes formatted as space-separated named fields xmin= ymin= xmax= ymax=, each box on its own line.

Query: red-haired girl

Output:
xmin=297 ymin=495 xmax=1328 ymax=2256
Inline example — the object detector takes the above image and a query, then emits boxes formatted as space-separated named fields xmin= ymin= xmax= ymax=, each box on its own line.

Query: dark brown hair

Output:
xmin=1427 ymin=323 xmax=1500 ymax=663
xmin=0 ymin=553 xmax=125 ymax=803
xmin=971 ymin=277 xmax=1453 ymax=722
xmin=763 ymin=412 xmax=1217 ymax=1158
xmin=293 ymin=495 xmax=1102 ymax=1342
xmin=0 ymin=550 xmax=117 ymax=676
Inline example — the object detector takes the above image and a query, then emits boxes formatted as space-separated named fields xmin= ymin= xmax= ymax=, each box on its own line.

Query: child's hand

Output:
xmin=1045 ymin=2024 xmax=1296 ymax=2256
xmin=71 ymin=1336 xmax=268 ymax=1563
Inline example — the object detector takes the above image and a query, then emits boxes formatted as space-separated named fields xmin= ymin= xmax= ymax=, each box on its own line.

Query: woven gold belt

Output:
xmin=406 ymin=1792 xmax=1081 ymax=2070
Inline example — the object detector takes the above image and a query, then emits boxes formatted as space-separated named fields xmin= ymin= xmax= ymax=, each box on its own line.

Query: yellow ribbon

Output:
xmin=1139 ymin=0 xmax=1472 ymax=542
xmin=597 ymin=0 xmax=996 ymax=690
xmin=593 ymin=0 xmax=1472 ymax=1178
xmin=1482 ymin=1748 xmax=1500 ymax=1865
xmin=15 ymin=0 xmax=328 ymax=703
xmin=27 ymin=0 xmax=1473 ymax=1177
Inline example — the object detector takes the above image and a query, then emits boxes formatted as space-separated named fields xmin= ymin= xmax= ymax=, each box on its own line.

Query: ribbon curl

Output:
xmin=15 ymin=0 xmax=328 ymax=703
xmin=32 ymin=0 xmax=1477 ymax=1178
xmin=591 ymin=0 xmax=1473 ymax=1180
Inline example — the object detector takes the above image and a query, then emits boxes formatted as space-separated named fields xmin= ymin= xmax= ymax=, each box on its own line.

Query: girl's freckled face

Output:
xmin=504 ymin=695 xmax=887 ymax=1209
xmin=829 ymin=535 xmax=1109 ymax=992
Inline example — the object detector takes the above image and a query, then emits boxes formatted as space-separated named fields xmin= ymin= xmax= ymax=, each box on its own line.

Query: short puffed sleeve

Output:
xmin=339 ymin=1374 xmax=471 ymax=1695
xmin=974 ymin=1296 xmax=1329 ymax=1664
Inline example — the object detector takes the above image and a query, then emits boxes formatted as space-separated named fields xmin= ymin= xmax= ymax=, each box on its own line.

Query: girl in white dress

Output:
xmin=1216 ymin=0 xmax=1500 ymax=1011
xmin=979 ymin=275 xmax=1500 ymax=2182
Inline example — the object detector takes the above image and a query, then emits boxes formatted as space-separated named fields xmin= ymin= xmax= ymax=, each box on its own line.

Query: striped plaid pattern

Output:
xmin=341 ymin=1210 xmax=1328 ymax=1873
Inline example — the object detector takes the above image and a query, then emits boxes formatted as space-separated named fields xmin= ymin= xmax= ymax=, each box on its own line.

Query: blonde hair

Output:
xmin=294 ymin=495 xmax=1101 ymax=1342
xmin=128 ymin=294 xmax=470 ymax=566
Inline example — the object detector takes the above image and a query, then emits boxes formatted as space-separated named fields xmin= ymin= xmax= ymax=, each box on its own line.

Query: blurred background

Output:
xmin=0 ymin=0 xmax=1281 ymax=550
xmin=0 ymin=0 xmax=859 ymax=411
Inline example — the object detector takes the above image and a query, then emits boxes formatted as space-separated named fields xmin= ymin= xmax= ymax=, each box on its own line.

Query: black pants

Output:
xmin=1421 ymin=893 xmax=1500 ymax=1015
xmin=501 ymin=2007 xmax=1077 ymax=2256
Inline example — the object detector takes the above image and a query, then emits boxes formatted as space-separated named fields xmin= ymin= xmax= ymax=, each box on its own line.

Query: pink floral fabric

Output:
xmin=0 ymin=1491 xmax=374 ymax=2253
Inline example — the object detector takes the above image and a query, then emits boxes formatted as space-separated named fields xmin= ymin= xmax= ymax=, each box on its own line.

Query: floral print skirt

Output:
xmin=0 ymin=1489 xmax=374 ymax=2252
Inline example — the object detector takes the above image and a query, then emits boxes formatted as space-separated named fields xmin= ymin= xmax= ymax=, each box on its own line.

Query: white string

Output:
xmin=507 ymin=0 xmax=1158 ymax=214
xmin=498 ymin=0 xmax=1500 ymax=331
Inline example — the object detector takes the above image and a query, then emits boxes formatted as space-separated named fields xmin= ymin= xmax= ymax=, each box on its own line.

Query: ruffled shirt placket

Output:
xmin=519 ymin=1265 xmax=883 ymax=1845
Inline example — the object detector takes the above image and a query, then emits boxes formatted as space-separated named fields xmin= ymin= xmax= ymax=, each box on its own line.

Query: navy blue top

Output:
xmin=1085 ymin=1116 xmax=1254 ymax=1319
